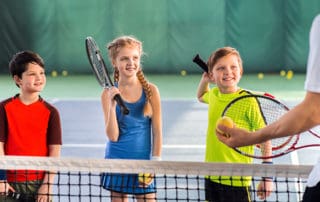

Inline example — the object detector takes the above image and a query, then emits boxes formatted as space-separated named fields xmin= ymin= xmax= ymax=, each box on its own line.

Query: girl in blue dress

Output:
xmin=100 ymin=35 xmax=163 ymax=202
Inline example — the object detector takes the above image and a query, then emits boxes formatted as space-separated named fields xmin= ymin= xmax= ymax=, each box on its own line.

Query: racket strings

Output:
xmin=222 ymin=95 xmax=293 ymax=158
xmin=87 ymin=42 xmax=108 ymax=87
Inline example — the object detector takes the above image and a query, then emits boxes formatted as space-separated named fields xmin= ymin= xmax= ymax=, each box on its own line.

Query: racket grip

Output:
xmin=192 ymin=54 xmax=208 ymax=73
xmin=114 ymin=94 xmax=129 ymax=115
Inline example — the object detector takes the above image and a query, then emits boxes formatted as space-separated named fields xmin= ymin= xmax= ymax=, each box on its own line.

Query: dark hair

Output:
xmin=9 ymin=50 xmax=45 ymax=78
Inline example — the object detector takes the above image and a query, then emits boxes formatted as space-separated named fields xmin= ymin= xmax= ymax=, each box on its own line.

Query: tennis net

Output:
xmin=0 ymin=156 xmax=312 ymax=201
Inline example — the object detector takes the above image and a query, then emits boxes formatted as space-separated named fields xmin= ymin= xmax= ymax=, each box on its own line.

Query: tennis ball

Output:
xmin=138 ymin=173 xmax=153 ymax=186
xmin=257 ymin=73 xmax=264 ymax=79
xmin=61 ymin=70 xmax=68 ymax=76
xmin=51 ymin=70 xmax=58 ymax=77
xmin=216 ymin=116 xmax=234 ymax=138
xmin=286 ymin=70 xmax=293 ymax=80
xmin=180 ymin=70 xmax=187 ymax=76
xmin=280 ymin=70 xmax=286 ymax=77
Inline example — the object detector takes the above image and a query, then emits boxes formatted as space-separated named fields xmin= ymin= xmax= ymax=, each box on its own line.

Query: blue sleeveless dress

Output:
xmin=101 ymin=90 xmax=156 ymax=194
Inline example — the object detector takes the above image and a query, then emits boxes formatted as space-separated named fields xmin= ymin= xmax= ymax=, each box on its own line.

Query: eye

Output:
xmin=133 ymin=56 xmax=139 ymax=61
xmin=216 ymin=66 xmax=224 ymax=71
xmin=231 ymin=65 xmax=239 ymax=70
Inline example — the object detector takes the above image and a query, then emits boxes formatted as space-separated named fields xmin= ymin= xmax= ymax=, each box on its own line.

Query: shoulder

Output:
xmin=0 ymin=97 xmax=16 ymax=111
xmin=1 ymin=97 xmax=15 ymax=105
xmin=149 ymin=83 xmax=160 ymax=96
xmin=42 ymin=100 xmax=60 ymax=116
xmin=313 ymin=14 xmax=320 ymax=23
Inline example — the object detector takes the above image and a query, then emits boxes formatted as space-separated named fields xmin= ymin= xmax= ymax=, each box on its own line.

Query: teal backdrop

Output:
xmin=0 ymin=0 xmax=319 ymax=74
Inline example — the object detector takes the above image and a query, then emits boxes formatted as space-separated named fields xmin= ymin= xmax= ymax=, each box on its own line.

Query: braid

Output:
xmin=137 ymin=69 xmax=152 ymax=117
xmin=114 ymin=68 xmax=119 ymax=83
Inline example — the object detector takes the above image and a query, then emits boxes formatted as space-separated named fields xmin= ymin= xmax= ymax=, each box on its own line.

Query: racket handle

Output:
xmin=192 ymin=54 xmax=208 ymax=73
xmin=114 ymin=94 xmax=130 ymax=115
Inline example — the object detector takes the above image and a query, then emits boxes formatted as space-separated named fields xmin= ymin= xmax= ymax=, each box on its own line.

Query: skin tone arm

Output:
xmin=216 ymin=91 xmax=320 ymax=148
xmin=0 ymin=142 xmax=15 ymax=194
xmin=197 ymin=72 xmax=211 ymax=103
xmin=101 ymin=88 xmax=121 ymax=142
xmin=149 ymin=84 xmax=162 ymax=158
xmin=37 ymin=144 xmax=61 ymax=202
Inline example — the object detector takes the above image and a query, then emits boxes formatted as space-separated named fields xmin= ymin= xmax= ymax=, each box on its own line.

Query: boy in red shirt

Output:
xmin=0 ymin=50 xmax=62 ymax=201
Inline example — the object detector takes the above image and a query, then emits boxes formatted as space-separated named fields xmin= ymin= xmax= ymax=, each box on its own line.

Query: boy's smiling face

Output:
xmin=209 ymin=54 xmax=243 ymax=94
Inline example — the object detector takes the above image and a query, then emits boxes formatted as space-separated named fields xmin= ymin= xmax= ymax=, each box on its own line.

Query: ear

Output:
xmin=240 ymin=67 xmax=243 ymax=76
xmin=209 ymin=71 xmax=216 ymax=84
xmin=13 ymin=75 xmax=22 ymax=87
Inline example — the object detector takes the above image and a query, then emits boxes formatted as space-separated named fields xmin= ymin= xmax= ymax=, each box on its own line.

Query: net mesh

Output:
xmin=0 ymin=156 xmax=312 ymax=201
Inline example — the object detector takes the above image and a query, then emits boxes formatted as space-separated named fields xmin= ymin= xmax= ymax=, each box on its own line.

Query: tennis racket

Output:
xmin=221 ymin=93 xmax=320 ymax=159
xmin=192 ymin=54 xmax=208 ymax=73
xmin=85 ymin=36 xmax=129 ymax=115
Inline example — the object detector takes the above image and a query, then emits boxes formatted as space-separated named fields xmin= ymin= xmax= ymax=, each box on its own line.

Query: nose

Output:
xmin=36 ymin=73 xmax=44 ymax=80
xmin=128 ymin=58 xmax=134 ymax=64
xmin=224 ymin=67 xmax=232 ymax=74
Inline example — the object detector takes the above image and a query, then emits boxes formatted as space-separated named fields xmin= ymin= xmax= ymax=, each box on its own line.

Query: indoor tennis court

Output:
xmin=1 ymin=1 xmax=320 ymax=201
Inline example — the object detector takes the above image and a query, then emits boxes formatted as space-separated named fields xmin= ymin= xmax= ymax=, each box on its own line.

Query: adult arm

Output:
xmin=217 ymin=91 xmax=320 ymax=147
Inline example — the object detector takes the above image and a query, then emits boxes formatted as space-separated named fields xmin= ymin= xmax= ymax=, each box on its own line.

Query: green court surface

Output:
xmin=0 ymin=73 xmax=305 ymax=101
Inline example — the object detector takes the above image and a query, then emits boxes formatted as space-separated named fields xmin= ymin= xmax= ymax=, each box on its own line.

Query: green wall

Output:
xmin=0 ymin=0 xmax=319 ymax=74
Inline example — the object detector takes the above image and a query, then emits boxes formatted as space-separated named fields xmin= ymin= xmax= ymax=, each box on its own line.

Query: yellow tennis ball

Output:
xmin=280 ymin=70 xmax=286 ymax=77
xmin=286 ymin=70 xmax=293 ymax=80
xmin=138 ymin=173 xmax=153 ymax=186
xmin=257 ymin=73 xmax=264 ymax=79
xmin=216 ymin=116 xmax=234 ymax=138
xmin=51 ymin=70 xmax=58 ymax=77
xmin=180 ymin=70 xmax=187 ymax=76
xmin=61 ymin=70 xmax=68 ymax=76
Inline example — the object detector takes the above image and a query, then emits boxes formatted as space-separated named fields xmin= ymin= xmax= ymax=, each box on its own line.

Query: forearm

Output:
xmin=152 ymin=130 xmax=162 ymax=157
xmin=197 ymin=76 xmax=210 ymax=101
xmin=43 ymin=145 xmax=61 ymax=185
xmin=258 ymin=92 xmax=320 ymax=141
xmin=101 ymin=91 xmax=119 ymax=141
xmin=105 ymin=108 xmax=119 ymax=141
xmin=0 ymin=143 xmax=5 ymax=180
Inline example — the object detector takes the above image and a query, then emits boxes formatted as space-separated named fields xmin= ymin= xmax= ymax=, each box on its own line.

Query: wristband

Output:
xmin=151 ymin=156 xmax=161 ymax=161
xmin=0 ymin=170 xmax=6 ymax=180
xmin=261 ymin=162 xmax=273 ymax=180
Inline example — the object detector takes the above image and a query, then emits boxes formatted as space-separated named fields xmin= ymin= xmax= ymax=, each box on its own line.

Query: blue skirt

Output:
xmin=101 ymin=173 xmax=156 ymax=194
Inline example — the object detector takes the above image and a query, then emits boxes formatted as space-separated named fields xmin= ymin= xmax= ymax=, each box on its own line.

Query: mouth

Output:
xmin=126 ymin=66 xmax=136 ymax=71
xmin=223 ymin=77 xmax=234 ymax=81
xmin=34 ymin=82 xmax=43 ymax=86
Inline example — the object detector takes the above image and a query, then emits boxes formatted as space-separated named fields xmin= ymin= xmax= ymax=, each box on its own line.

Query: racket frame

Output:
xmin=85 ymin=36 xmax=129 ymax=115
xmin=220 ymin=94 xmax=320 ymax=159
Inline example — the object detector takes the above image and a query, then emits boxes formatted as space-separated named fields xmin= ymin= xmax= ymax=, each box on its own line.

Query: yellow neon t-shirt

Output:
xmin=202 ymin=87 xmax=265 ymax=187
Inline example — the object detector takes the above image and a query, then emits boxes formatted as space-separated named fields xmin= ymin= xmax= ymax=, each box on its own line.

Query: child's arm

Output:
xmin=197 ymin=72 xmax=210 ymax=102
xmin=150 ymin=84 xmax=162 ymax=159
xmin=101 ymin=88 xmax=120 ymax=142
xmin=0 ymin=142 xmax=15 ymax=193
xmin=37 ymin=145 xmax=61 ymax=201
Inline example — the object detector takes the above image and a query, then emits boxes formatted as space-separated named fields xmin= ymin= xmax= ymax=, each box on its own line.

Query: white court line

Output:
xmin=63 ymin=144 xmax=206 ymax=149
xmin=290 ymin=151 xmax=304 ymax=201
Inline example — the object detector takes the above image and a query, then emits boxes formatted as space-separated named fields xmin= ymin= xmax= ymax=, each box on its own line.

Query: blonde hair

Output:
xmin=107 ymin=36 xmax=152 ymax=117
xmin=207 ymin=47 xmax=243 ymax=72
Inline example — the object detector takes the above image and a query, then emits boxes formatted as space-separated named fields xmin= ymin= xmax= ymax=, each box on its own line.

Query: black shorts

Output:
xmin=205 ymin=178 xmax=251 ymax=202
xmin=303 ymin=182 xmax=320 ymax=202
